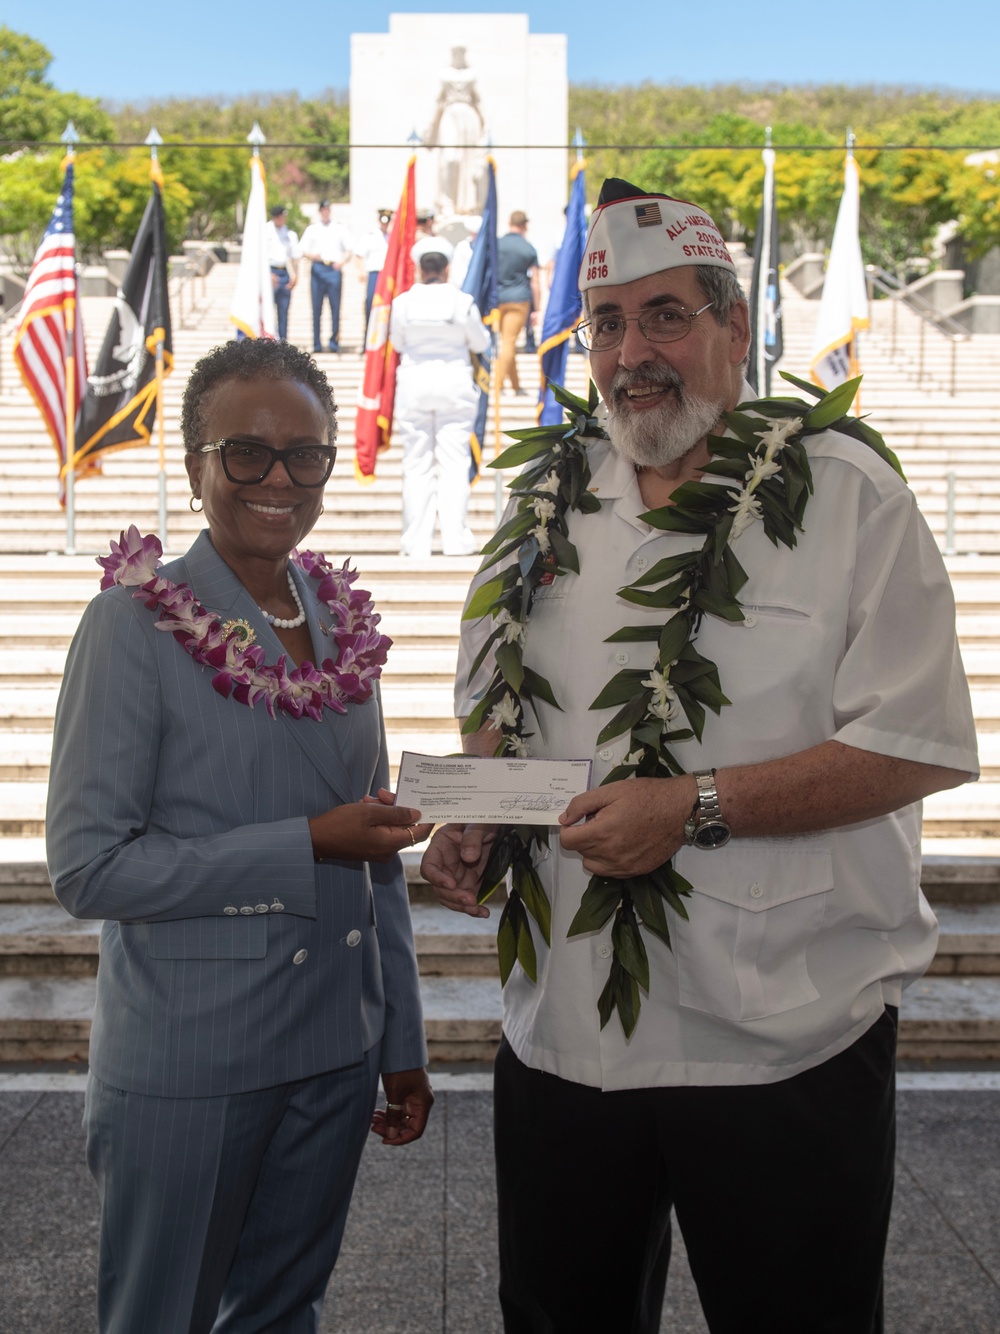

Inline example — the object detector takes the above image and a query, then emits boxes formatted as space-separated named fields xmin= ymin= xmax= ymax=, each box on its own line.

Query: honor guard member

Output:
xmin=265 ymin=204 xmax=299 ymax=342
xmin=389 ymin=236 xmax=489 ymax=558
xmin=300 ymin=201 xmax=353 ymax=354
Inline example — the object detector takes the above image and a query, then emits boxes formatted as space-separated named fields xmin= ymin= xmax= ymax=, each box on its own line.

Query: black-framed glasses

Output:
xmin=200 ymin=439 xmax=336 ymax=487
xmin=577 ymin=300 xmax=715 ymax=352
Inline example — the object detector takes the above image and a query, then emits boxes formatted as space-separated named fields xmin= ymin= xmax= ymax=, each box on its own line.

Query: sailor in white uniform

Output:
xmin=389 ymin=237 xmax=490 ymax=557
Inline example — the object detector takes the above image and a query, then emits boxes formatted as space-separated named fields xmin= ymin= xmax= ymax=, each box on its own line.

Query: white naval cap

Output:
xmin=412 ymin=235 xmax=454 ymax=264
xmin=579 ymin=177 xmax=735 ymax=291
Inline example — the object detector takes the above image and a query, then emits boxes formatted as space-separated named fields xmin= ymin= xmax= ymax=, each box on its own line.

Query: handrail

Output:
xmin=865 ymin=265 xmax=969 ymax=396
xmin=0 ymin=297 xmax=25 ymax=395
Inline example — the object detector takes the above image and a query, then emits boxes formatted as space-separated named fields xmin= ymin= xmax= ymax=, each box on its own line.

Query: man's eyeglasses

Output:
xmin=199 ymin=439 xmax=336 ymax=487
xmin=577 ymin=301 xmax=715 ymax=352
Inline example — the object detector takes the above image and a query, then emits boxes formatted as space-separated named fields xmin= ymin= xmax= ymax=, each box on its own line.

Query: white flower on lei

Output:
xmin=488 ymin=692 xmax=521 ymax=731
xmin=728 ymin=488 xmax=765 ymax=541
xmin=641 ymin=668 xmax=680 ymax=724
xmin=625 ymin=748 xmax=645 ymax=767
xmin=758 ymin=416 xmax=803 ymax=462
xmin=530 ymin=524 xmax=552 ymax=554
xmin=744 ymin=456 xmax=782 ymax=487
xmin=506 ymin=735 xmax=531 ymax=758
xmin=537 ymin=471 xmax=561 ymax=495
xmin=495 ymin=609 xmax=526 ymax=645
xmin=531 ymin=496 xmax=558 ymax=523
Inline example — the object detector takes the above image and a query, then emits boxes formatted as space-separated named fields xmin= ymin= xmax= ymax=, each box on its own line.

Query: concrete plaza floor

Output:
xmin=1 ymin=1074 xmax=999 ymax=1333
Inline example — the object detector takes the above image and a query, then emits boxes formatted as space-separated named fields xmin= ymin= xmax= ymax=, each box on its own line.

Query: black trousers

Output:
xmin=494 ymin=1008 xmax=897 ymax=1334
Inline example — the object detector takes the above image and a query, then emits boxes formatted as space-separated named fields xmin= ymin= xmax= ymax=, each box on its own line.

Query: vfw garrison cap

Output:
xmin=579 ymin=177 xmax=734 ymax=291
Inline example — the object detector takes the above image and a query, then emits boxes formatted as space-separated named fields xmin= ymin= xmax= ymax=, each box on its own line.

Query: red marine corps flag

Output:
xmin=354 ymin=158 xmax=417 ymax=481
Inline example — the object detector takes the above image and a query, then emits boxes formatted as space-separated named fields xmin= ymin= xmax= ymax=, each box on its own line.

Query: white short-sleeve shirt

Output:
xmin=456 ymin=404 xmax=979 ymax=1090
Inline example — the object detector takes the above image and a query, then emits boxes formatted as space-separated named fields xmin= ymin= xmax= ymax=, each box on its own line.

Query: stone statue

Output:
xmin=426 ymin=46 xmax=486 ymax=216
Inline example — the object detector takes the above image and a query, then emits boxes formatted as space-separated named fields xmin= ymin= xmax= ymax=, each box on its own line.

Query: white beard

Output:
xmin=606 ymin=388 xmax=727 ymax=470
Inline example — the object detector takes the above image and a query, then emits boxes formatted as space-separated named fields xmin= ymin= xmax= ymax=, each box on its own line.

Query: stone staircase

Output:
xmin=0 ymin=258 xmax=998 ymax=1066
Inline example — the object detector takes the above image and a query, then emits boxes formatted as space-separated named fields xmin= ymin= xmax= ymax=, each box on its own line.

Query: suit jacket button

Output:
xmin=293 ymin=949 xmax=308 ymax=965
xmin=224 ymin=906 xmax=238 ymax=916
xmin=346 ymin=930 xmax=361 ymax=947
xmin=239 ymin=905 xmax=255 ymax=915
xmin=271 ymin=899 xmax=285 ymax=912
xmin=254 ymin=903 xmax=269 ymax=913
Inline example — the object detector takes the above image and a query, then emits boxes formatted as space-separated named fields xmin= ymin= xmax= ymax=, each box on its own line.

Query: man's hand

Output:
xmin=309 ymin=789 xmax=431 ymax=862
xmin=420 ymin=824 xmax=497 ymax=917
xmin=370 ymin=1068 xmax=434 ymax=1146
xmin=558 ymin=777 xmax=697 ymax=878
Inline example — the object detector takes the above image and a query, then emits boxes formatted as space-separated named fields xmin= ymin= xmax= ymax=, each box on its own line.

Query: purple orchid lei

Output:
xmin=97 ymin=526 xmax=392 ymax=722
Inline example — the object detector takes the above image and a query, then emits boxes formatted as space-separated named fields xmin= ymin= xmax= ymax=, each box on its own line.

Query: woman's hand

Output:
xmin=309 ymin=789 xmax=432 ymax=862
xmin=370 ymin=1067 xmax=435 ymax=1145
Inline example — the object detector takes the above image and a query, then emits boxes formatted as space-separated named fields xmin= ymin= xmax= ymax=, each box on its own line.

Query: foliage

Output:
xmin=0 ymin=149 xmax=192 ymax=268
xmin=0 ymin=26 xmax=112 ymax=149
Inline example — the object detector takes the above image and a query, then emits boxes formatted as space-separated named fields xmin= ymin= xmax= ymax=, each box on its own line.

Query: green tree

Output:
xmin=0 ymin=26 xmax=111 ymax=147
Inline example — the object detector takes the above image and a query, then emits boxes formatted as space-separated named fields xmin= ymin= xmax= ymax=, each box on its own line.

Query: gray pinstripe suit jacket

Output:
xmin=46 ymin=531 xmax=426 ymax=1099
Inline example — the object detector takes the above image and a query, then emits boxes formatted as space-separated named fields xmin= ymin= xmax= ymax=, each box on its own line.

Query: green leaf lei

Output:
xmin=463 ymin=371 xmax=903 ymax=1038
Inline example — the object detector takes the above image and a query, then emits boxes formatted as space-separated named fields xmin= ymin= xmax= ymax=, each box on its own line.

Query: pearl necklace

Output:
xmin=258 ymin=570 xmax=306 ymax=629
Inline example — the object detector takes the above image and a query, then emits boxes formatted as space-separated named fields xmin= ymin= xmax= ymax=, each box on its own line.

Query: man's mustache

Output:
xmin=609 ymin=363 xmax=685 ymax=407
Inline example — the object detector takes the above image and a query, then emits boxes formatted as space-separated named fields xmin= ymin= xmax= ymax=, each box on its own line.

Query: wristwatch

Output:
xmin=683 ymin=769 xmax=731 ymax=850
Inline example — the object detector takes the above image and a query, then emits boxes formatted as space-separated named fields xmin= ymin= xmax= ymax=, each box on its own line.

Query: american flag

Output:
xmin=13 ymin=160 xmax=88 ymax=496
xmin=634 ymin=202 xmax=663 ymax=228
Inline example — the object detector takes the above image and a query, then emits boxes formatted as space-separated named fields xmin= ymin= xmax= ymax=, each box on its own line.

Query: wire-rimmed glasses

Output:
xmin=578 ymin=301 xmax=715 ymax=352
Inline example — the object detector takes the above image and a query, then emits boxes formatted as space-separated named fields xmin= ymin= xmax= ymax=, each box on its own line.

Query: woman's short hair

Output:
xmin=181 ymin=340 xmax=338 ymax=453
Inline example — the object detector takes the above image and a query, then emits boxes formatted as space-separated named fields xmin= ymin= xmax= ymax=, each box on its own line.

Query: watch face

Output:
xmin=694 ymin=821 xmax=731 ymax=849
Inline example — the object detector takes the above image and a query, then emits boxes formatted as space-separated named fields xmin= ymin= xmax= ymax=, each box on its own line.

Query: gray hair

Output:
xmin=692 ymin=265 xmax=748 ymax=327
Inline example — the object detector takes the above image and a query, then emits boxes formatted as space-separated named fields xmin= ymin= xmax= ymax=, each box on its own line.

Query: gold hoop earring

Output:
xmin=189 ymin=496 xmax=203 ymax=513
xmin=320 ymin=505 xmax=325 ymax=515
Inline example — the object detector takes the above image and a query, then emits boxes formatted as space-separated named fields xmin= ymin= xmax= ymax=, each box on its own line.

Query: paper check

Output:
xmin=395 ymin=752 xmax=593 ymax=825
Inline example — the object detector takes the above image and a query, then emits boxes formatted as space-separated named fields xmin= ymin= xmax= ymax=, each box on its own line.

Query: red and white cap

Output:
xmin=579 ymin=178 xmax=734 ymax=291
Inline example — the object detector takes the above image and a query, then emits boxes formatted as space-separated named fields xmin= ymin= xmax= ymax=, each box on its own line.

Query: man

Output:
xmin=422 ymin=179 xmax=979 ymax=1333
xmin=390 ymin=237 xmax=489 ymax=557
xmin=495 ymin=210 xmax=541 ymax=396
xmin=300 ymin=200 xmax=352 ymax=353
xmin=264 ymin=204 xmax=299 ymax=341
xmin=355 ymin=207 xmax=392 ymax=339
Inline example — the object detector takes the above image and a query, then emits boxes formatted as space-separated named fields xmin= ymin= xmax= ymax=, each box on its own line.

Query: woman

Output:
xmin=46 ymin=339 xmax=433 ymax=1334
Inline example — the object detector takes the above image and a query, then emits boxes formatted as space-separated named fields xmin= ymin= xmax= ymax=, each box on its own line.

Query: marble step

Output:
xmin=2 ymin=900 xmax=998 ymax=980
xmin=1 ymin=973 xmax=998 ymax=1065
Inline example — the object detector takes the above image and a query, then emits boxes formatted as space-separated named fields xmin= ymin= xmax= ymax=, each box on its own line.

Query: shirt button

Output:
xmin=271 ymin=899 xmax=285 ymax=912
xmin=614 ymin=651 xmax=630 ymax=665
xmin=223 ymin=906 xmax=238 ymax=916
xmin=293 ymin=949 xmax=308 ymax=965
xmin=239 ymin=905 xmax=255 ymax=915
xmin=254 ymin=903 xmax=269 ymax=914
xmin=346 ymin=930 xmax=361 ymax=947
xmin=750 ymin=883 xmax=764 ymax=898
xmin=599 ymin=747 xmax=614 ymax=761
xmin=635 ymin=556 xmax=648 ymax=570
xmin=598 ymin=944 xmax=612 ymax=958
xmin=743 ymin=613 xmax=757 ymax=628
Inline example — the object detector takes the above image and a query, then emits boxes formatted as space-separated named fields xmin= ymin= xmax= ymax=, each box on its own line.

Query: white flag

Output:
xmin=230 ymin=157 xmax=276 ymax=339
xmin=810 ymin=154 xmax=869 ymax=389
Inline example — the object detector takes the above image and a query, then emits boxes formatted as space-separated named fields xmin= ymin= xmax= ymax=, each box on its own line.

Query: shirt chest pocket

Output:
xmin=672 ymin=844 xmax=833 ymax=1022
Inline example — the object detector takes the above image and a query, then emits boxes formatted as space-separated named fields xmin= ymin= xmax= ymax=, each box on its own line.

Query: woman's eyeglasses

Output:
xmin=199 ymin=439 xmax=336 ymax=487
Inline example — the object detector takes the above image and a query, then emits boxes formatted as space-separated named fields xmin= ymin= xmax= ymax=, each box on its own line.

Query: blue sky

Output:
xmin=7 ymin=1 xmax=1000 ymax=102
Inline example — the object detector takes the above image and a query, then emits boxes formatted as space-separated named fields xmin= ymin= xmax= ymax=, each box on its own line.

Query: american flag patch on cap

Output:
xmin=635 ymin=202 xmax=662 ymax=227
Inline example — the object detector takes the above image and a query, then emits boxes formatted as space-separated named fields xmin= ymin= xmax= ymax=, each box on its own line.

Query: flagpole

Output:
xmin=846 ymin=127 xmax=862 ymax=412
xmin=146 ymin=127 xmax=170 ymax=544
xmin=757 ymin=128 xmax=775 ymax=396
xmin=62 ymin=121 xmax=80 ymax=555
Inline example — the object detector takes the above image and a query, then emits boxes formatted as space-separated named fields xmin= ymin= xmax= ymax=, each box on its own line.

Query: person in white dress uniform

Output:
xmin=389 ymin=237 xmax=489 ymax=557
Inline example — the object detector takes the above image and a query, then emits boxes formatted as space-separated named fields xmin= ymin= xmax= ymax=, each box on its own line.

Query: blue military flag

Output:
xmin=537 ymin=161 xmax=587 ymax=425
xmin=461 ymin=156 xmax=498 ymax=480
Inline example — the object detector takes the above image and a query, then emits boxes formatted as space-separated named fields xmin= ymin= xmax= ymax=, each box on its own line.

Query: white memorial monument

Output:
xmin=350 ymin=13 xmax=568 ymax=259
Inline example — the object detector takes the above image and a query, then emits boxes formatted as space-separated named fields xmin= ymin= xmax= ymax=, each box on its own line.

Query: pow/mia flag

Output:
xmin=75 ymin=179 xmax=172 ymax=467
